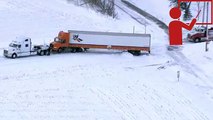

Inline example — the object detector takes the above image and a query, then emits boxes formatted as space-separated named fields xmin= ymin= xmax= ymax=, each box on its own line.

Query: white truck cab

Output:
xmin=4 ymin=37 xmax=50 ymax=59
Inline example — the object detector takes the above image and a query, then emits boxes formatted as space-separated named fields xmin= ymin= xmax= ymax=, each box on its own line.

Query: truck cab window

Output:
xmin=61 ymin=39 xmax=65 ymax=43
xmin=54 ymin=37 xmax=65 ymax=43
xmin=54 ymin=37 xmax=60 ymax=42
xmin=9 ymin=43 xmax=19 ymax=48
xmin=18 ymin=45 xmax=21 ymax=48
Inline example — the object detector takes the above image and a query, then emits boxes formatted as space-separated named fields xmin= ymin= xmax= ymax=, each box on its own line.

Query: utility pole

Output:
xmin=133 ymin=26 xmax=135 ymax=34
xmin=197 ymin=2 xmax=200 ymax=20
xmin=205 ymin=2 xmax=209 ymax=52
xmin=202 ymin=2 xmax=206 ymax=26
xmin=177 ymin=71 xmax=180 ymax=82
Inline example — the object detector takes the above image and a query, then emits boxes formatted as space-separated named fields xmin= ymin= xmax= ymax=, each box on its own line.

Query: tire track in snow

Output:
xmin=165 ymin=87 xmax=210 ymax=120
xmin=90 ymin=84 xmax=209 ymax=120
xmin=125 ymin=85 xmax=186 ymax=120
xmin=167 ymin=50 xmax=207 ymax=79
xmin=90 ymin=88 xmax=140 ymax=120
xmin=127 ymin=85 xmax=177 ymax=120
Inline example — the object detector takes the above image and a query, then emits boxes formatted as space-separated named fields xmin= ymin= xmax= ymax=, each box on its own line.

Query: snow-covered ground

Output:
xmin=127 ymin=0 xmax=172 ymax=24
xmin=0 ymin=0 xmax=145 ymax=47
xmin=0 ymin=0 xmax=213 ymax=120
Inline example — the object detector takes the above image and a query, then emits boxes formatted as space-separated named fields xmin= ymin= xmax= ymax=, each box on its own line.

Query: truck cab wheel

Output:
xmin=58 ymin=48 xmax=63 ymax=53
xmin=76 ymin=48 xmax=84 ymax=52
xmin=40 ymin=51 xmax=44 ymax=56
xmin=194 ymin=38 xmax=200 ymax=43
xmin=46 ymin=50 xmax=50 ymax=56
xmin=12 ymin=53 xmax=17 ymax=59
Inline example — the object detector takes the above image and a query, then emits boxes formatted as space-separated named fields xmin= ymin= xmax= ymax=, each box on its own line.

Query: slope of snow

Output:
xmin=0 ymin=0 xmax=213 ymax=120
xmin=0 ymin=0 xmax=144 ymax=47
xmin=128 ymin=0 xmax=172 ymax=24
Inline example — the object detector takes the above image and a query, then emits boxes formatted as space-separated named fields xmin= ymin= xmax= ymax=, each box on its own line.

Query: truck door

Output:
xmin=21 ymin=39 xmax=31 ymax=56
xmin=16 ymin=45 xmax=22 ymax=56
xmin=209 ymin=29 xmax=213 ymax=40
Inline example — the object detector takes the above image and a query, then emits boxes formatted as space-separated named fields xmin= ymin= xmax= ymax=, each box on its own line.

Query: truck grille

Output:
xmin=4 ymin=50 xmax=8 ymax=55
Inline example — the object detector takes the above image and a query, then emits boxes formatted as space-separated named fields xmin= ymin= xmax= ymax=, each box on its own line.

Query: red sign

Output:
xmin=169 ymin=0 xmax=213 ymax=46
xmin=169 ymin=7 xmax=197 ymax=46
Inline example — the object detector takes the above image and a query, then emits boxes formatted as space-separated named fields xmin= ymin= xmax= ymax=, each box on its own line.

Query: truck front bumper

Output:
xmin=3 ymin=50 xmax=12 ymax=58
xmin=187 ymin=37 xmax=194 ymax=42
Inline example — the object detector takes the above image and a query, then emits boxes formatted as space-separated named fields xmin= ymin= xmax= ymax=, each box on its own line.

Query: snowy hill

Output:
xmin=0 ymin=0 xmax=145 ymax=47
xmin=0 ymin=0 xmax=213 ymax=120
xmin=126 ymin=0 xmax=172 ymax=24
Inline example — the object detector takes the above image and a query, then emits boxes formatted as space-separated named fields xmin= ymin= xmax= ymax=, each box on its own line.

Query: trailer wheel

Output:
xmin=128 ymin=50 xmax=141 ymax=56
xmin=84 ymin=48 xmax=89 ymax=51
xmin=133 ymin=51 xmax=141 ymax=56
xmin=12 ymin=53 xmax=17 ymax=59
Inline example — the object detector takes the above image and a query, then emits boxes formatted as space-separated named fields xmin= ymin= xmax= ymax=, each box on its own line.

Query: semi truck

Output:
xmin=3 ymin=37 xmax=50 ymax=59
xmin=187 ymin=27 xmax=213 ymax=42
xmin=50 ymin=30 xmax=151 ymax=56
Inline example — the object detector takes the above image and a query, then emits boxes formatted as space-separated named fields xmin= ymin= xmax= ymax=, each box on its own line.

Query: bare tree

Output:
xmin=169 ymin=0 xmax=193 ymax=21
xmin=67 ymin=0 xmax=117 ymax=18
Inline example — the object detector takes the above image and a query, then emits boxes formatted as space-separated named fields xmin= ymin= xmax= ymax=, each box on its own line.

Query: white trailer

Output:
xmin=3 ymin=37 xmax=50 ymax=59
xmin=67 ymin=30 xmax=151 ymax=55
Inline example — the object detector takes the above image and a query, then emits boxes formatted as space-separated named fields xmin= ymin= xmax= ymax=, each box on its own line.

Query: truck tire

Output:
xmin=133 ymin=51 xmax=141 ymax=56
xmin=12 ymin=53 xmax=17 ymax=59
xmin=76 ymin=48 xmax=84 ymax=52
xmin=128 ymin=50 xmax=141 ymax=56
xmin=194 ymin=38 xmax=200 ymax=43
xmin=46 ymin=50 xmax=50 ymax=56
xmin=84 ymin=48 xmax=89 ymax=51
xmin=70 ymin=48 xmax=76 ymax=53
xmin=58 ymin=48 xmax=63 ymax=53
xmin=40 ymin=51 xmax=44 ymax=56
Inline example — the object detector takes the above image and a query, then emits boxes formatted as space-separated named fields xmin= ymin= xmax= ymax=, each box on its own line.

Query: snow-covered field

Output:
xmin=0 ymin=0 xmax=213 ymax=120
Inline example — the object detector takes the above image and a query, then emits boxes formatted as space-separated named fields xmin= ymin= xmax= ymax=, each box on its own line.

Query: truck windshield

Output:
xmin=54 ymin=37 xmax=65 ymax=43
xmin=194 ymin=27 xmax=206 ymax=33
xmin=9 ymin=43 xmax=19 ymax=48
